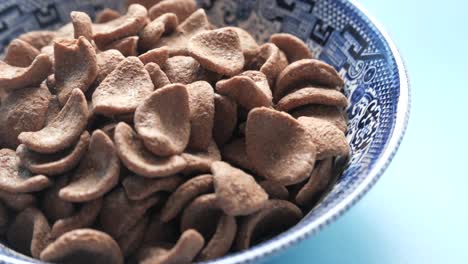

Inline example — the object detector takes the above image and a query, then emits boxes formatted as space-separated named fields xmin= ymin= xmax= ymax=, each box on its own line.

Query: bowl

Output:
xmin=0 ymin=0 xmax=410 ymax=263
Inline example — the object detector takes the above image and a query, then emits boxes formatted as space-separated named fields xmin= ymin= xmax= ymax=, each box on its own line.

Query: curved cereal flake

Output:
xmin=246 ymin=107 xmax=316 ymax=186
xmin=248 ymin=43 xmax=288 ymax=87
xmin=93 ymin=57 xmax=154 ymax=116
xmin=18 ymin=89 xmax=88 ymax=154
xmin=291 ymin=104 xmax=347 ymax=132
xmin=197 ymin=214 xmax=236 ymax=261
xmin=40 ymin=229 xmax=123 ymax=264
xmin=0 ymin=85 xmax=50 ymax=149
xmin=213 ymin=94 xmax=238 ymax=146
xmin=118 ymin=216 xmax=148 ymax=257
xmin=7 ymin=207 xmax=51 ymax=258
xmin=135 ymin=84 xmax=191 ymax=156
xmin=95 ymin=49 xmax=125 ymax=85
xmin=187 ymin=81 xmax=215 ymax=151
xmin=276 ymin=87 xmax=348 ymax=112
xmin=180 ymin=194 xmax=236 ymax=258
xmin=216 ymin=70 xmax=272 ymax=110
xmin=115 ymin=123 xmax=187 ymax=178
xmin=122 ymin=174 xmax=183 ymax=200
xmin=59 ymin=130 xmax=119 ymax=202
xmin=54 ymin=37 xmax=98 ymax=105
xmin=104 ymin=36 xmax=139 ymax=56
xmin=269 ymin=33 xmax=314 ymax=63
xmin=99 ymin=188 xmax=160 ymax=238
xmin=0 ymin=54 xmax=52 ymax=91
xmin=0 ymin=190 xmax=36 ymax=211
xmin=18 ymin=31 xmax=56 ymax=50
xmin=139 ymin=46 xmax=170 ymax=65
xmin=188 ymin=28 xmax=244 ymax=76
xmin=162 ymin=56 xmax=200 ymax=84
xmin=0 ymin=149 xmax=51 ymax=193
xmin=211 ymin=161 xmax=268 ymax=216
xmin=144 ymin=62 xmax=171 ymax=89
xmin=180 ymin=193 xmax=220 ymax=234
xmin=149 ymin=0 xmax=197 ymax=21
xmin=160 ymin=174 xmax=213 ymax=222
xmin=297 ymin=116 xmax=350 ymax=159
xmin=275 ymin=59 xmax=345 ymax=100
xmin=139 ymin=229 xmax=204 ymax=264
xmin=17 ymin=132 xmax=90 ymax=176
xmin=226 ymin=27 xmax=259 ymax=63
xmin=49 ymin=198 xmax=102 ymax=239
xmin=4 ymin=39 xmax=40 ymax=67
xmin=295 ymin=158 xmax=334 ymax=207
xmin=221 ymin=138 xmax=256 ymax=173
xmin=259 ymin=180 xmax=289 ymax=200
xmin=155 ymin=9 xmax=211 ymax=56
xmin=71 ymin=11 xmax=93 ymax=41
xmin=181 ymin=140 xmax=221 ymax=174
xmin=93 ymin=4 xmax=148 ymax=48
xmin=139 ymin=13 xmax=178 ymax=51
xmin=236 ymin=200 xmax=303 ymax=250
xmin=96 ymin=8 xmax=121 ymax=23
xmin=40 ymin=176 xmax=75 ymax=223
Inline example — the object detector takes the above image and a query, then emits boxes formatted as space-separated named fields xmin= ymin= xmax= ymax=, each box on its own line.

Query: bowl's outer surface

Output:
xmin=0 ymin=0 xmax=409 ymax=263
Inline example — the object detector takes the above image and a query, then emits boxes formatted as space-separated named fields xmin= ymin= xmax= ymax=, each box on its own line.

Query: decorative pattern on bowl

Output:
xmin=0 ymin=0 xmax=410 ymax=263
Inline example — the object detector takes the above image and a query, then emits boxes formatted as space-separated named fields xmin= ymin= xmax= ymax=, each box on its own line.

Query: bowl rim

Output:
xmin=206 ymin=1 xmax=411 ymax=263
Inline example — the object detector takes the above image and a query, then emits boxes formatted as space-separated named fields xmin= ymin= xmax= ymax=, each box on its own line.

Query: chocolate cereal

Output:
xmin=276 ymin=87 xmax=349 ymax=112
xmin=188 ymin=28 xmax=244 ymax=76
xmin=160 ymin=174 xmax=213 ymax=222
xmin=4 ymin=39 xmax=40 ymax=67
xmin=134 ymin=84 xmax=191 ymax=156
xmin=115 ymin=122 xmax=187 ymax=178
xmin=92 ymin=57 xmax=154 ymax=116
xmin=54 ymin=37 xmax=98 ymax=105
xmin=216 ymin=70 xmax=273 ymax=110
xmin=186 ymin=81 xmax=215 ymax=151
xmin=18 ymin=89 xmax=88 ymax=154
xmin=40 ymin=229 xmax=124 ymax=264
xmin=139 ymin=229 xmax=204 ymax=264
xmin=0 ymin=2 xmax=352 ymax=262
xmin=246 ymin=107 xmax=316 ymax=186
xmin=0 ymin=149 xmax=51 ymax=193
xmin=50 ymin=198 xmax=102 ymax=239
xmin=0 ymin=54 xmax=52 ymax=92
xmin=269 ymin=33 xmax=314 ymax=63
xmin=139 ymin=13 xmax=178 ymax=51
xmin=274 ymin=59 xmax=345 ymax=100
xmin=122 ymin=174 xmax=184 ymax=200
xmin=211 ymin=161 xmax=268 ymax=216
xmin=16 ymin=131 xmax=90 ymax=176
xmin=59 ymin=130 xmax=120 ymax=202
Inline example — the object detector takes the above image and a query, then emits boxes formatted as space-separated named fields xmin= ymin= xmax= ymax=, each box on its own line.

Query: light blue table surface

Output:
xmin=270 ymin=0 xmax=468 ymax=263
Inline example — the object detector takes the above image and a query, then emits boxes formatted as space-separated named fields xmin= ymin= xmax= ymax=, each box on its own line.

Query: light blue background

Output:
xmin=270 ymin=0 xmax=468 ymax=263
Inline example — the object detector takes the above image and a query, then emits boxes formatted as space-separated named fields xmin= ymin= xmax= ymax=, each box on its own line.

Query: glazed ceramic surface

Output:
xmin=0 ymin=0 xmax=409 ymax=263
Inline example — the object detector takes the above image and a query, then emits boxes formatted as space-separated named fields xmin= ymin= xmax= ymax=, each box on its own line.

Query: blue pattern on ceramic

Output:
xmin=0 ymin=0 xmax=410 ymax=263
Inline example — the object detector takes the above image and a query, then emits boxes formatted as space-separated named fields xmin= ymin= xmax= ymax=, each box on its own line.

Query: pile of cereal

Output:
xmin=0 ymin=0 xmax=350 ymax=263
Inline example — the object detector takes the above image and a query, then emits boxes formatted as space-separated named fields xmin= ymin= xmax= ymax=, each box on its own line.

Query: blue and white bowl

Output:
xmin=0 ymin=0 xmax=410 ymax=263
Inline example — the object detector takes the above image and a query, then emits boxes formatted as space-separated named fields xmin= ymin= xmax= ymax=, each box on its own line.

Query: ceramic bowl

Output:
xmin=0 ymin=0 xmax=410 ymax=263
